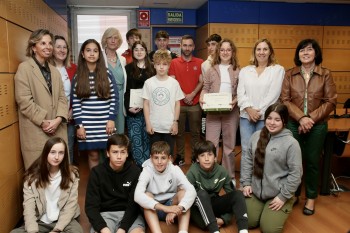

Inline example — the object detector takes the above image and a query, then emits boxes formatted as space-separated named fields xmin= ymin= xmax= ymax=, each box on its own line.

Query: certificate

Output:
xmin=202 ymin=93 xmax=232 ymax=112
xmin=130 ymin=89 xmax=143 ymax=108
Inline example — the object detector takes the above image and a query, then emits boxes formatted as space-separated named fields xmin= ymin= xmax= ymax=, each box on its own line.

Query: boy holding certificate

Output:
xmin=142 ymin=50 xmax=184 ymax=156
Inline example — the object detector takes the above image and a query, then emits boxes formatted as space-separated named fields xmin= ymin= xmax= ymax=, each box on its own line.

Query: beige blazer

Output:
xmin=15 ymin=58 xmax=68 ymax=169
xmin=23 ymin=171 xmax=80 ymax=233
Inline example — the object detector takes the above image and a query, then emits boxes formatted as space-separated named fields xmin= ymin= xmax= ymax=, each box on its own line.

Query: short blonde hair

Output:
xmin=153 ymin=49 xmax=171 ymax=64
xmin=101 ymin=27 xmax=123 ymax=49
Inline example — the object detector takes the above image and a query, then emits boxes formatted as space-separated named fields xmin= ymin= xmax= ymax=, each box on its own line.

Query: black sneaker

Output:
xmin=174 ymin=155 xmax=185 ymax=166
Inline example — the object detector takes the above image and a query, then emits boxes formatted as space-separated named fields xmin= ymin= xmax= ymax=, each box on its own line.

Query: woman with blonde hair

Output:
xmin=15 ymin=29 xmax=68 ymax=169
xmin=101 ymin=27 xmax=127 ymax=134
xmin=237 ymin=39 xmax=285 ymax=186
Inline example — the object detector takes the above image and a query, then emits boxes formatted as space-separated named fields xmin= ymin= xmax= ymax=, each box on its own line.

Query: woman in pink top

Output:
xmin=200 ymin=39 xmax=240 ymax=186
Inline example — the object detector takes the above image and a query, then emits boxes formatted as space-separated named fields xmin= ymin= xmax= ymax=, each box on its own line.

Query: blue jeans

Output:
xmin=239 ymin=118 xmax=264 ymax=179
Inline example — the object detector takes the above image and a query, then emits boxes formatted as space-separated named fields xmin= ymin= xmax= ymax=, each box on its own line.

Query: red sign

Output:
xmin=138 ymin=10 xmax=150 ymax=28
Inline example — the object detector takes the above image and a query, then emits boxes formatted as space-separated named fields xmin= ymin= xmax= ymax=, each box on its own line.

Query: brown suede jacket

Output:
xmin=280 ymin=65 xmax=337 ymax=123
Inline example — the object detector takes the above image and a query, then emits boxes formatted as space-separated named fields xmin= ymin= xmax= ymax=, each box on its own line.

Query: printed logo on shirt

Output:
xmin=169 ymin=179 xmax=173 ymax=184
xmin=271 ymin=148 xmax=277 ymax=151
xmin=123 ymin=181 xmax=131 ymax=187
xmin=193 ymin=66 xmax=198 ymax=71
xmin=214 ymin=178 xmax=218 ymax=184
xmin=152 ymin=87 xmax=170 ymax=106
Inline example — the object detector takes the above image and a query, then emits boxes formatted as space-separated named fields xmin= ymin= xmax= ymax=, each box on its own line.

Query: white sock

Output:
xmin=239 ymin=230 xmax=248 ymax=233
xmin=178 ymin=231 xmax=188 ymax=233
xmin=213 ymin=231 xmax=220 ymax=233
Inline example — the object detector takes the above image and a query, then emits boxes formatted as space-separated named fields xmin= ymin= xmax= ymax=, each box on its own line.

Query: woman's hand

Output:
xmin=230 ymin=97 xmax=238 ymax=110
xmin=246 ymin=107 xmax=261 ymax=122
xmin=298 ymin=117 xmax=314 ymax=134
xmin=42 ymin=117 xmax=62 ymax=135
xmin=199 ymin=98 xmax=205 ymax=108
xmin=106 ymin=120 xmax=116 ymax=135
xmin=128 ymin=107 xmax=142 ymax=114
xmin=242 ymin=185 xmax=253 ymax=197
xmin=77 ymin=127 xmax=86 ymax=140
xmin=269 ymin=196 xmax=285 ymax=211
xmin=170 ymin=122 xmax=178 ymax=135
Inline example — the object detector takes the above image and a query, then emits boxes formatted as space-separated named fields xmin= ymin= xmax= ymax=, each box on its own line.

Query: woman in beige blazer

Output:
xmin=15 ymin=29 xmax=68 ymax=169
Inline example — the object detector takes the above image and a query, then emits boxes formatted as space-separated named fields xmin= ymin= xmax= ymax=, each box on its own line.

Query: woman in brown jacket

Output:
xmin=280 ymin=39 xmax=337 ymax=215
xmin=15 ymin=29 xmax=68 ymax=169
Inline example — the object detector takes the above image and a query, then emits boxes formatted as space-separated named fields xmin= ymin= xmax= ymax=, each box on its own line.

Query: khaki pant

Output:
xmin=246 ymin=194 xmax=294 ymax=233
xmin=10 ymin=219 xmax=82 ymax=233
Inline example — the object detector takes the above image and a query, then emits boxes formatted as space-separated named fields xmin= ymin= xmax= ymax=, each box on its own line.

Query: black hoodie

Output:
xmin=85 ymin=158 xmax=141 ymax=232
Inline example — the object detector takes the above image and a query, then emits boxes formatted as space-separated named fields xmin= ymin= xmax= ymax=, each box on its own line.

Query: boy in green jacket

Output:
xmin=186 ymin=140 xmax=248 ymax=233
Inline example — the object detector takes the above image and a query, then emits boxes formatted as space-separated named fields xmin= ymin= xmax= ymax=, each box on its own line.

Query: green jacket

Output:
xmin=186 ymin=162 xmax=233 ymax=224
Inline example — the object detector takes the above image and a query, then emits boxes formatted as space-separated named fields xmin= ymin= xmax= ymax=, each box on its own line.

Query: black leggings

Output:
xmin=191 ymin=189 xmax=248 ymax=232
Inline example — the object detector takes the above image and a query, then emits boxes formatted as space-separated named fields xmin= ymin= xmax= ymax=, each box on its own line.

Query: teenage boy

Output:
xmin=201 ymin=34 xmax=222 ymax=76
xmin=85 ymin=134 xmax=145 ymax=233
xmin=186 ymin=140 xmax=248 ymax=233
xmin=149 ymin=30 xmax=178 ymax=62
xmin=169 ymin=35 xmax=203 ymax=166
xmin=142 ymin=50 xmax=184 ymax=155
xmin=122 ymin=28 xmax=142 ymax=64
xmin=134 ymin=141 xmax=196 ymax=233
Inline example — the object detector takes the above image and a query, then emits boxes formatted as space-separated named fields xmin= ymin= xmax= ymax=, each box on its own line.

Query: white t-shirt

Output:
xmin=142 ymin=76 xmax=184 ymax=133
xmin=40 ymin=170 xmax=62 ymax=224
xmin=219 ymin=64 xmax=232 ymax=94
xmin=57 ymin=66 xmax=71 ymax=104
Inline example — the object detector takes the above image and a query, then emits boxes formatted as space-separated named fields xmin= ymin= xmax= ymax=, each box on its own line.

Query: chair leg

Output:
xmin=330 ymin=173 xmax=344 ymax=195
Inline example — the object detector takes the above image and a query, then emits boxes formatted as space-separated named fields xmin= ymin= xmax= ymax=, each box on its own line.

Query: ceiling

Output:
xmin=66 ymin=0 xmax=350 ymax=9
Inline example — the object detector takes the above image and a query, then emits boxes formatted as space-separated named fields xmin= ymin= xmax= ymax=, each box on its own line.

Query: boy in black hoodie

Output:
xmin=85 ymin=134 xmax=145 ymax=233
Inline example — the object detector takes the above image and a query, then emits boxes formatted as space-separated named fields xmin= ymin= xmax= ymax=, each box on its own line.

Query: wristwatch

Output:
xmin=75 ymin=124 xmax=83 ymax=129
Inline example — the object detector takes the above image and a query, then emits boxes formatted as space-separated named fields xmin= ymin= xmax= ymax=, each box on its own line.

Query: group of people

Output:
xmin=12 ymin=25 xmax=337 ymax=233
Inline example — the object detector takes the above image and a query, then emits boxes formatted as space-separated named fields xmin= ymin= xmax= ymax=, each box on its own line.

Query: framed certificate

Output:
xmin=130 ymin=89 xmax=143 ymax=108
xmin=202 ymin=93 xmax=232 ymax=112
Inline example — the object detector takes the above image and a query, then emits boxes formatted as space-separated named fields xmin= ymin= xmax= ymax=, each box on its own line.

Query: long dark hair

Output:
xmin=253 ymin=103 xmax=289 ymax=179
xmin=76 ymin=39 xmax=110 ymax=98
xmin=130 ymin=41 xmax=155 ymax=78
xmin=24 ymin=137 xmax=78 ymax=190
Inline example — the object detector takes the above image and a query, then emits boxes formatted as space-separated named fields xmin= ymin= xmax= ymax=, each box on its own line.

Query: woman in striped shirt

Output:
xmin=72 ymin=39 xmax=118 ymax=169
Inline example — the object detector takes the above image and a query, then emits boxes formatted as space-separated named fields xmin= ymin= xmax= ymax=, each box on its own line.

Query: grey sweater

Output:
xmin=240 ymin=128 xmax=302 ymax=202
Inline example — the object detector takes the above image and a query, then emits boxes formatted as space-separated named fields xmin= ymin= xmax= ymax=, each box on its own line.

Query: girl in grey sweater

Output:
xmin=240 ymin=103 xmax=302 ymax=233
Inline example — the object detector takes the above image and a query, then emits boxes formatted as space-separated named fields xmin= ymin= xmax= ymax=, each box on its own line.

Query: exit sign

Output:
xmin=167 ymin=11 xmax=183 ymax=24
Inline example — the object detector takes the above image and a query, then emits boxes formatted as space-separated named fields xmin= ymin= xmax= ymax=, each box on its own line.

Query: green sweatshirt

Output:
xmin=186 ymin=162 xmax=233 ymax=225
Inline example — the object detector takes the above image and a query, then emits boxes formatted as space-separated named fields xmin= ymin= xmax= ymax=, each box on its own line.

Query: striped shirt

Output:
xmin=72 ymin=71 xmax=118 ymax=150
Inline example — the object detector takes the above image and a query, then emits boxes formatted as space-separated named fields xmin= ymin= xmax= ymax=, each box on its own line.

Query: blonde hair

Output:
xmin=101 ymin=27 xmax=123 ymax=49
xmin=153 ymin=49 xmax=172 ymax=64
xmin=26 ymin=29 xmax=53 ymax=57
xmin=249 ymin=38 xmax=277 ymax=66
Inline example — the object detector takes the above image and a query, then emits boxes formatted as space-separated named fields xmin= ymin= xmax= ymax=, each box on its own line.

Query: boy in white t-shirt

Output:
xmin=142 ymin=50 xmax=184 ymax=155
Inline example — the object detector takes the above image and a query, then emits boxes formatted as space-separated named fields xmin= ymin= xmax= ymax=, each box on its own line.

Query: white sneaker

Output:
xmin=232 ymin=179 xmax=236 ymax=188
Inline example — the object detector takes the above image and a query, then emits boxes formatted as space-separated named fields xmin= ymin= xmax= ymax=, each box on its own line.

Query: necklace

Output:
xmin=107 ymin=56 xmax=117 ymax=63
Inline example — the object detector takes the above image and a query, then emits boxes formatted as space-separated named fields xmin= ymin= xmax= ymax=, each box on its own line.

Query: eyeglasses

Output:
xmin=55 ymin=45 xmax=67 ymax=50
xmin=220 ymin=49 xmax=232 ymax=53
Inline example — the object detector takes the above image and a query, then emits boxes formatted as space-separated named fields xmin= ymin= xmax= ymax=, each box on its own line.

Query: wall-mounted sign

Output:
xmin=167 ymin=11 xmax=183 ymax=24
xmin=138 ymin=10 xmax=150 ymax=28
